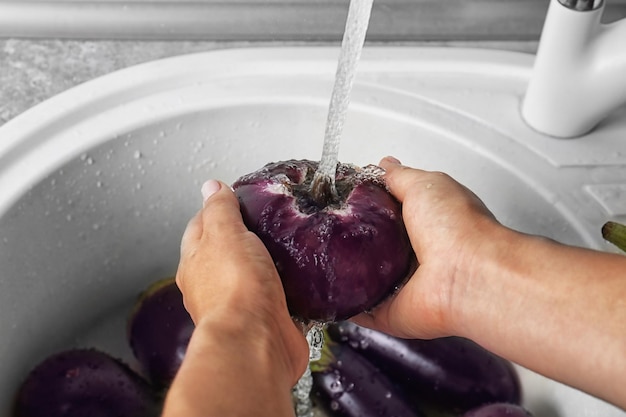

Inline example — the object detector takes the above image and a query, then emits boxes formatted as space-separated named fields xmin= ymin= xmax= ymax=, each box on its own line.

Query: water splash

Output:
xmin=293 ymin=323 xmax=325 ymax=417
xmin=313 ymin=0 xmax=374 ymax=198
xmin=306 ymin=323 xmax=325 ymax=362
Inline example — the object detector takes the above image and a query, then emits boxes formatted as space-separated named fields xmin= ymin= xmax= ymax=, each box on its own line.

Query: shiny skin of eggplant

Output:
xmin=311 ymin=334 xmax=423 ymax=417
xmin=127 ymin=277 xmax=195 ymax=388
xmin=462 ymin=403 xmax=533 ymax=417
xmin=327 ymin=322 xmax=522 ymax=413
xmin=14 ymin=348 xmax=160 ymax=417
xmin=232 ymin=160 xmax=413 ymax=322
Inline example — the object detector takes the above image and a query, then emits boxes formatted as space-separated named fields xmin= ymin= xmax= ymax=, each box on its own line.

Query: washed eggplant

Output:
xmin=14 ymin=348 xmax=160 ymax=417
xmin=232 ymin=160 xmax=413 ymax=322
xmin=128 ymin=277 xmax=195 ymax=388
xmin=311 ymin=332 xmax=423 ymax=417
xmin=461 ymin=403 xmax=533 ymax=417
xmin=327 ymin=322 xmax=522 ymax=413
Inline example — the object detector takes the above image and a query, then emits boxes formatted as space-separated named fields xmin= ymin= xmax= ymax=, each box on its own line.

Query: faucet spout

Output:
xmin=522 ymin=0 xmax=626 ymax=138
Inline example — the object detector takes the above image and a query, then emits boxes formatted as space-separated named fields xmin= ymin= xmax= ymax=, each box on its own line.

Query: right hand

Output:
xmin=353 ymin=156 xmax=503 ymax=339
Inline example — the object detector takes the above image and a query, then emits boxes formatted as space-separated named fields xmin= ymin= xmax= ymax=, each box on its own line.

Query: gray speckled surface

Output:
xmin=0 ymin=39 xmax=253 ymax=125
xmin=0 ymin=39 xmax=537 ymax=127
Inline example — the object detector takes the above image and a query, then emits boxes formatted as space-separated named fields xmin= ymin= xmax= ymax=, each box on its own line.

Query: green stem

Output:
xmin=601 ymin=221 xmax=626 ymax=252
xmin=309 ymin=329 xmax=336 ymax=373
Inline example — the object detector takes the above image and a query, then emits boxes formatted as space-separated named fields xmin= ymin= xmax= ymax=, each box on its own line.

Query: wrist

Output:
xmin=194 ymin=308 xmax=306 ymax=387
xmin=164 ymin=310 xmax=301 ymax=417
xmin=445 ymin=221 xmax=528 ymax=339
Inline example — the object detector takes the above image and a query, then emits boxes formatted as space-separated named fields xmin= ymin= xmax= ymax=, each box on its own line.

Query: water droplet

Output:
xmin=330 ymin=379 xmax=342 ymax=390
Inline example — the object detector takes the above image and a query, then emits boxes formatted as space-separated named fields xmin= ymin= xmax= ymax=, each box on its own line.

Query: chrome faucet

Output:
xmin=522 ymin=0 xmax=626 ymax=138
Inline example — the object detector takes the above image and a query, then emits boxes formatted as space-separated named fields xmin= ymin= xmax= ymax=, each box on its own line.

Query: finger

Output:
xmin=351 ymin=303 xmax=400 ymax=338
xmin=351 ymin=271 xmax=429 ymax=339
xmin=351 ymin=312 xmax=380 ymax=331
xmin=379 ymin=156 xmax=429 ymax=203
xmin=379 ymin=155 xmax=402 ymax=167
xmin=201 ymin=179 xmax=221 ymax=203
xmin=180 ymin=208 xmax=203 ymax=255
xmin=200 ymin=180 xmax=248 ymax=236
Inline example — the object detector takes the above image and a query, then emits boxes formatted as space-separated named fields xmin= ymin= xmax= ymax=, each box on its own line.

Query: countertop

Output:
xmin=0 ymin=39 xmax=538 ymax=127
xmin=3 ymin=0 xmax=626 ymax=127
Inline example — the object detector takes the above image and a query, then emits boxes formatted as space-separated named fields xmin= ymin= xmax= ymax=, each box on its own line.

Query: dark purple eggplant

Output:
xmin=311 ymin=332 xmax=424 ymax=417
xmin=14 ymin=348 xmax=160 ymax=417
xmin=327 ymin=322 xmax=522 ymax=413
xmin=462 ymin=403 xmax=533 ymax=417
xmin=232 ymin=160 xmax=413 ymax=322
xmin=128 ymin=277 xmax=194 ymax=388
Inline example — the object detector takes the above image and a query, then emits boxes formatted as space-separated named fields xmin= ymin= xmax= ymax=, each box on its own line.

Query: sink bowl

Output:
xmin=0 ymin=47 xmax=625 ymax=416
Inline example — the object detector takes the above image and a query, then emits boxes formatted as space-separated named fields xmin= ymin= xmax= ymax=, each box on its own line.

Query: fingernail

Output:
xmin=201 ymin=179 xmax=221 ymax=202
xmin=384 ymin=156 xmax=401 ymax=165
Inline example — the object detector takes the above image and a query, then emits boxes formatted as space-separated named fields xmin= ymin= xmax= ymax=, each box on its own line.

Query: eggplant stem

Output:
xmin=602 ymin=221 xmax=626 ymax=252
xmin=310 ymin=172 xmax=338 ymax=207
xmin=309 ymin=329 xmax=336 ymax=373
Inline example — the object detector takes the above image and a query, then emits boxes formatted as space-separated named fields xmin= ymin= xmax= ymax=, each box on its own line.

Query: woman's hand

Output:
xmin=356 ymin=157 xmax=626 ymax=410
xmin=353 ymin=156 xmax=503 ymax=339
xmin=176 ymin=179 xmax=308 ymax=383
xmin=163 ymin=180 xmax=309 ymax=417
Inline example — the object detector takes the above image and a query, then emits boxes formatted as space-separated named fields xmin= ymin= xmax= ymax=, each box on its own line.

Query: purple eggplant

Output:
xmin=462 ymin=403 xmax=533 ymax=417
xmin=311 ymin=333 xmax=424 ymax=417
xmin=327 ymin=322 xmax=522 ymax=413
xmin=232 ymin=160 xmax=414 ymax=322
xmin=127 ymin=277 xmax=195 ymax=388
xmin=14 ymin=348 xmax=160 ymax=417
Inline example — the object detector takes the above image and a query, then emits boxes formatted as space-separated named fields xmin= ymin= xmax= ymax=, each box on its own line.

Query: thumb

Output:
xmin=199 ymin=180 xmax=248 ymax=236
xmin=379 ymin=156 xmax=427 ymax=203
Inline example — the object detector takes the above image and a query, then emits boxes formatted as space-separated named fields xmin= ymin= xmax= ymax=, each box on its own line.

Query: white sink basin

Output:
xmin=0 ymin=47 xmax=624 ymax=416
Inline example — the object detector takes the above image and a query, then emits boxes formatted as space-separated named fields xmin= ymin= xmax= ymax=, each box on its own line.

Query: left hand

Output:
xmin=176 ymin=179 xmax=309 ymax=386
